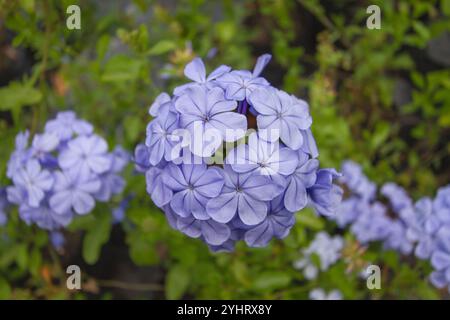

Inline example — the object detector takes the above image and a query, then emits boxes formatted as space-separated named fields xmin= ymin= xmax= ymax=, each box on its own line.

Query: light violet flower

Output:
xmin=226 ymin=131 xmax=298 ymax=179
xmin=284 ymin=150 xmax=319 ymax=212
xmin=44 ymin=111 xmax=93 ymax=140
xmin=163 ymin=163 xmax=224 ymax=220
xmin=50 ymin=171 xmax=101 ymax=215
xmin=145 ymin=111 xmax=180 ymax=165
xmin=308 ymin=168 xmax=343 ymax=217
xmin=248 ymin=88 xmax=312 ymax=150
xmin=216 ymin=54 xmax=271 ymax=101
xmin=58 ymin=134 xmax=112 ymax=179
xmin=206 ymin=166 xmax=283 ymax=226
xmin=244 ymin=195 xmax=295 ymax=247
xmin=173 ymin=57 xmax=231 ymax=96
xmin=175 ymin=86 xmax=246 ymax=156
xmin=12 ymin=159 xmax=54 ymax=207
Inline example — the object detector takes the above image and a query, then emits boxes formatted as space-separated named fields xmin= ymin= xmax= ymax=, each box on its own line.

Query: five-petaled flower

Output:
xmin=206 ymin=166 xmax=283 ymax=226
xmin=175 ymin=86 xmax=247 ymax=157
xmin=249 ymin=88 xmax=312 ymax=150
xmin=13 ymin=159 xmax=54 ymax=208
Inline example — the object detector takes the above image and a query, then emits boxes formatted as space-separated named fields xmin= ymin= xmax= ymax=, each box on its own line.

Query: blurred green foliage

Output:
xmin=0 ymin=0 xmax=449 ymax=299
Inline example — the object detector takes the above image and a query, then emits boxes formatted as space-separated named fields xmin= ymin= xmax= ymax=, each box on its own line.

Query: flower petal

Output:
xmin=238 ymin=194 xmax=267 ymax=225
xmin=184 ymin=58 xmax=206 ymax=83
xmin=201 ymin=219 xmax=230 ymax=245
xmin=284 ymin=177 xmax=308 ymax=212
xmin=73 ymin=191 xmax=95 ymax=215
xmin=206 ymin=192 xmax=238 ymax=223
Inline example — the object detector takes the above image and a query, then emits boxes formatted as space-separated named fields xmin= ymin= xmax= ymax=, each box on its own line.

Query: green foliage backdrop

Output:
xmin=0 ymin=0 xmax=449 ymax=299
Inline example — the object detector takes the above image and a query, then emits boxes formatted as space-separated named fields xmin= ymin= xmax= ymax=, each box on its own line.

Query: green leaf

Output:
xmin=0 ymin=277 xmax=11 ymax=299
xmin=96 ymin=35 xmax=110 ymax=60
xmin=124 ymin=116 xmax=143 ymax=142
xmin=82 ymin=213 xmax=111 ymax=265
xmin=232 ymin=260 xmax=250 ymax=286
xmin=296 ymin=209 xmax=324 ymax=230
xmin=165 ymin=264 xmax=190 ymax=299
xmin=101 ymin=55 xmax=142 ymax=82
xmin=29 ymin=247 xmax=42 ymax=276
xmin=411 ymin=71 xmax=424 ymax=88
xmin=443 ymin=0 xmax=450 ymax=15
xmin=370 ymin=122 xmax=391 ymax=149
xmin=0 ymin=82 xmax=42 ymax=111
xmin=147 ymin=40 xmax=176 ymax=56
xmin=128 ymin=233 xmax=159 ymax=266
xmin=252 ymin=272 xmax=291 ymax=291
xmin=16 ymin=244 xmax=28 ymax=270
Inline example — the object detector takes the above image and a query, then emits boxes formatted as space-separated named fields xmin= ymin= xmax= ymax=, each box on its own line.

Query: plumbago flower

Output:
xmin=173 ymin=57 xmax=230 ymax=96
xmin=334 ymin=160 xmax=450 ymax=293
xmin=248 ymin=88 xmax=312 ymax=150
xmin=135 ymin=54 xmax=342 ymax=250
xmin=175 ymin=86 xmax=247 ymax=157
xmin=294 ymin=232 xmax=344 ymax=280
xmin=5 ymin=112 xmax=129 ymax=230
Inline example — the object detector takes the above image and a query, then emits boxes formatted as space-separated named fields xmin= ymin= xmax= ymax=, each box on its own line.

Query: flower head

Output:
xmin=6 ymin=112 xmax=128 ymax=230
xmin=136 ymin=54 xmax=340 ymax=249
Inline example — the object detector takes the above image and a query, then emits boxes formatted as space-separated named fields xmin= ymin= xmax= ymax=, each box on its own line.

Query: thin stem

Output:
xmin=31 ymin=0 xmax=51 ymax=134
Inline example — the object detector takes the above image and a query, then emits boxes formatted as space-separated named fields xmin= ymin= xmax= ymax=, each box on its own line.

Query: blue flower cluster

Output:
xmin=135 ymin=54 xmax=342 ymax=251
xmin=335 ymin=160 xmax=450 ymax=292
xmin=5 ymin=111 xmax=129 ymax=230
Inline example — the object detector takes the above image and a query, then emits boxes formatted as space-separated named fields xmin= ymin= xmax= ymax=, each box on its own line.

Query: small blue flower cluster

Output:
xmin=135 ymin=54 xmax=342 ymax=251
xmin=5 ymin=111 xmax=129 ymax=230
xmin=335 ymin=160 xmax=450 ymax=292
xmin=294 ymin=231 xmax=344 ymax=279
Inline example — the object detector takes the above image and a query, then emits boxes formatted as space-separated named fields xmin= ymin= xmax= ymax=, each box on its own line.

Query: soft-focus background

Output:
xmin=0 ymin=0 xmax=449 ymax=299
